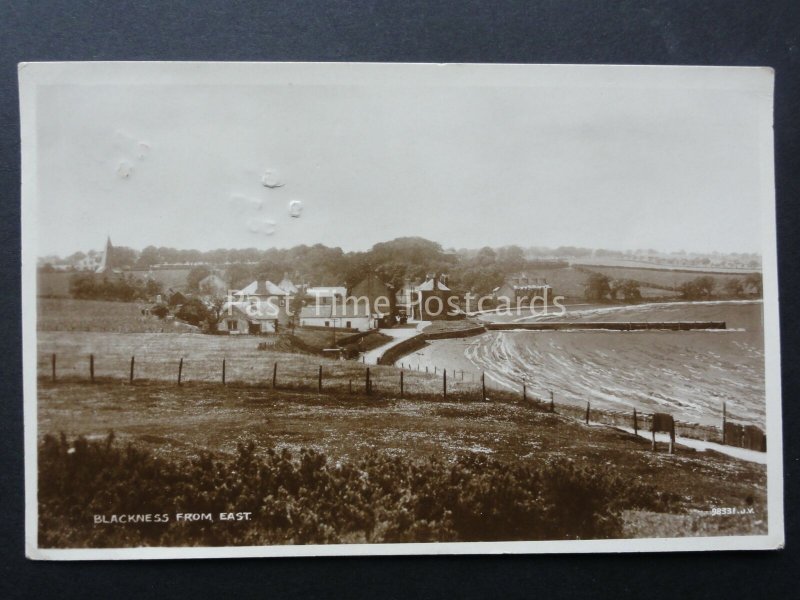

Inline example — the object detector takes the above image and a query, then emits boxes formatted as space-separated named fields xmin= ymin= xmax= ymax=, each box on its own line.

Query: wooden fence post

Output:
xmin=222 ymin=359 xmax=226 ymax=385
xmin=51 ymin=353 xmax=56 ymax=382
xmin=366 ymin=367 xmax=371 ymax=395
xmin=89 ymin=354 xmax=94 ymax=383
xmin=633 ymin=408 xmax=638 ymax=436
xmin=443 ymin=369 xmax=447 ymax=399
xmin=272 ymin=362 xmax=277 ymax=389
xmin=177 ymin=358 xmax=183 ymax=386
xmin=722 ymin=401 xmax=727 ymax=445
xmin=348 ymin=379 xmax=352 ymax=394
xmin=481 ymin=372 xmax=486 ymax=400
xmin=522 ymin=383 xmax=526 ymax=402
xmin=585 ymin=401 xmax=590 ymax=425
xmin=129 ymin=356 xmax=135 ymax=383
xmin=318 ymin=365 xmax=323 ymax=392
xmin=400 ymin=370 xmax=404 ymax=398
xmin=549 ymin=390 xmax=554 ymax=413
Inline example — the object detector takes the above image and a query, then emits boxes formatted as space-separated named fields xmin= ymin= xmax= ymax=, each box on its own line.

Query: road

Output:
xmin=362 ymin=321 xmax=430 ymax=365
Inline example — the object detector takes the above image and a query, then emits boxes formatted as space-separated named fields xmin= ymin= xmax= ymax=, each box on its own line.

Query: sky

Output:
xmin=33 ymin=65 xmax=771 ymax=257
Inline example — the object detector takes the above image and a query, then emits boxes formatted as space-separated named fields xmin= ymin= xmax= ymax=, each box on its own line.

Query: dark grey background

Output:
xmin=1 ymin=1 xmax=797 ymax=598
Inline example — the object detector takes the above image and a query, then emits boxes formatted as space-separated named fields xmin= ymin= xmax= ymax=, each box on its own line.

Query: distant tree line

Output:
xmin=57 ymin=238 xmax=764 ymax=302
xmin=178 ymin=238 xmax=566 ymax=297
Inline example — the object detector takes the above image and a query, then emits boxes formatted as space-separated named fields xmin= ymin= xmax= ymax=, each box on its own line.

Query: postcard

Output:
xmin=19 ymin=62 xmax=784 ymax=559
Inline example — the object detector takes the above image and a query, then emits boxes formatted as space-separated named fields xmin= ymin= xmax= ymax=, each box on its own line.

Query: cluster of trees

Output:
xmin=68 ymin=274 xmax=162 ymax=302
xmin=173 ymin=238 xmax=553 ymax=296
xmin=38 ymin=433 xmax=668 ymax=548
xmin=584 ymin=274 xmax=642 ymax=303
xmin=677 ymin=276 xmax=717 ymax=300
xmin=678 ymin=273 xmax=762 ymax=300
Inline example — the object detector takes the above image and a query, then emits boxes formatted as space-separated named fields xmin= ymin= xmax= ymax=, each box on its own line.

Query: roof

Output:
xmin=278 ymin=277 xmax=299 ymax=294
xmin=199 ymin=273 xmax=226 ymax=284
xmin=417 ymin=278 xmax=450 ymax=292
xmin=307 ymin=286 xmax=347 ymax=298
xmin=224 ymin=301 xmax=280 ymax=320
xmin=95 ymin=236 xmax=116 ymax=273
xmin=234 ymin=280 xmax=289 ymax=297
xmin=199 ymin=274 xmax=228 ymax=289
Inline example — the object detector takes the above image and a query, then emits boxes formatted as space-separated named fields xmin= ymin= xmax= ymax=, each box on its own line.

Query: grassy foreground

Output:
xmin=37 ymin=380 xmax=767 ymax=546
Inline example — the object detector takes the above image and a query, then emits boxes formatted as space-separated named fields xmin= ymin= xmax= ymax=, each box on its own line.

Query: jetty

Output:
xmin=486 ymin=321 xmax=726 ymax=332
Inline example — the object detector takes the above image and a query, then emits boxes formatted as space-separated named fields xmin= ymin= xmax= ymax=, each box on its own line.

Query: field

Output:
xmin=34 ymin=297 xmax=769 ymax=546
xmin=520 ymin=265 xmax=683 ymax=300
xmin=573 ymin=263 xmax=758 ymax=292
xmin=38 ymin=379 xmax=767 ymax=545
xmin=38 ymin=298 xmax=198 ymax=333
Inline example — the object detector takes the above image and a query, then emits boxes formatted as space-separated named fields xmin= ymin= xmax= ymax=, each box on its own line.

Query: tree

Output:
xmin=475 ymin=246 xmax=497 ymax=267
xmin=617 ymin=279 xmax=642 ymax=303
xmin=585 ymin=273 xmax=612 ymax=302
xmin=724 ymin=278 xmax=745 ymax=298
xmin=145 ymin=279 xmax=163 ymax=299
xmin=136 ymin=246 xmax=162 ymax=267
xmin=678 ymin=276 xmax=716 ymax=300
xmin=113 ymin=246 xmax=139 ymax=268
xmin=187 ymin=265 xmax=212 ymax=291
xmin=288 ymin=293 xmax=309 ymax=334
xmin=203 ymin=298 xmax=227 ymax=333
xmin=175 ymin=298 xmax=210 ymax=327
xmin=744 ymin=272 xmax=763 ymax=296
xmin=496 ymin=245 xmax=526 ymax=272
xmin=227 ymin=264 xmax=254 ymax=291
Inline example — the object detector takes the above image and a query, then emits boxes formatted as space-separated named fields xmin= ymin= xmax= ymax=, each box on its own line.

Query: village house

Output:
xmin=494 ymin=273 xmax=554 ymax=305
xmin=306 ymin=286 xmax=347 ymax=305
xmin=298 ymin=303 xmax=376 ymax=332
xmin=218 ymin=279 xmax=293 ymax=334
xmin=296 ymin=275 xmax=395 ymax=330
xmin=217 ymin=300 xmax=282 ymax=335
xmin=350 ymin=274 xmax=396 ymax=327
xmin=414 ymin=274 xmax=461 ymax=321
xmin=74 ymin=252 xmax=103 ymax=272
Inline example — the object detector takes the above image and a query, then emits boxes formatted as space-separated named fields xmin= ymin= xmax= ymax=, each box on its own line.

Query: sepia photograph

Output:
xmin=19 ymin=62 xmax=783 ymax=559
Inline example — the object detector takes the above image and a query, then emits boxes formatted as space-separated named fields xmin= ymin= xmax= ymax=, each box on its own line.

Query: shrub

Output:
xmin=151 ymin=304 xmax=169 ymax=319
xmin=38 ymin=434 xmax=666 ymax=548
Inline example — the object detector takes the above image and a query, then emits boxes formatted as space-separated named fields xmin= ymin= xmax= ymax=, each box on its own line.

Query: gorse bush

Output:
xmin=38 ymin=433 xmax=666 ymax=548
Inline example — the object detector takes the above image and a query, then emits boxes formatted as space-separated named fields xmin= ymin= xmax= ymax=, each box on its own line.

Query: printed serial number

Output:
xmin=710 ymin=507 xmax=755 ymax=516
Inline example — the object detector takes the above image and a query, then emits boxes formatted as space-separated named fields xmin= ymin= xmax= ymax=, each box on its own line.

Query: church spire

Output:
xmin=96 ymin=235 xmax=115 ymax=273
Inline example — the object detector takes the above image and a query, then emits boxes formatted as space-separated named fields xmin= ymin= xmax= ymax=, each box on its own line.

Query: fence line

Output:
xmin=38 ymin=351 xmax=765 ymax=452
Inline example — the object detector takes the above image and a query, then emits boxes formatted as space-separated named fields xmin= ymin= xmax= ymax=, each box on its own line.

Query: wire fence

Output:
xmin=38 ymin=349 xmax=766 ymax=453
